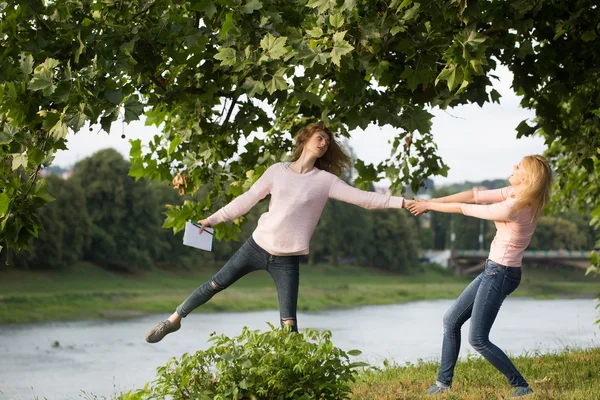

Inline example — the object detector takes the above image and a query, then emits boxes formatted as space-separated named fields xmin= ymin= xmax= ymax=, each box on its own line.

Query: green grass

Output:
xmin=350 ymin=347 xmax=600 ymax=399
xmin=1 ymin=262 xmax=598 ymax=324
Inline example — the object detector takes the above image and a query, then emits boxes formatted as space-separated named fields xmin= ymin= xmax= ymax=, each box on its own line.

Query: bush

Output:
xmin=121 ymin=325 xmax=368 ymax=400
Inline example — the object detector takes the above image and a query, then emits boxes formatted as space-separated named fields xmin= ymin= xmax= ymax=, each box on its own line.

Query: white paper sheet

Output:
xmin=183 ymin=221 xmax=214 ymax=251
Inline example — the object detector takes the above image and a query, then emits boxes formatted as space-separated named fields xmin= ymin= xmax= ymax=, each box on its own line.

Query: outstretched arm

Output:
xmin=329 ymin=178 xmax=405 ymax=210
xmin=430 ymin=189 xmax=477 ymax=204
xmin=430 ymin=187 xmax=511 ymax=206
xmin=197 ymin=169 xmax=273 ymax=232
xmin=408 ymin=200 xmax=514 ymax=222
xmin=408 ymin=201 xmax=463 ymax=216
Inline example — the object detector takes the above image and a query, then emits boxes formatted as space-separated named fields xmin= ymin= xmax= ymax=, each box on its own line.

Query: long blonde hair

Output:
xmin=290 ymin=121 xmax=351 ymax=176
xmin=514 ymin=155 xmax=552 ymax=221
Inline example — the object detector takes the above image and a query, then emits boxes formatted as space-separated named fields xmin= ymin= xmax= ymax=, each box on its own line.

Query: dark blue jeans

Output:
xmin=176 ymin=236 xmax=300 ymax=332
xmin=437 ymin=260 xmax=529 ymax=388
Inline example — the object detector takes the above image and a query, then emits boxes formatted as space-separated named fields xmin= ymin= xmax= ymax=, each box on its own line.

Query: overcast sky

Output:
xmin=52 ymin=65 xmax=546 ymax=187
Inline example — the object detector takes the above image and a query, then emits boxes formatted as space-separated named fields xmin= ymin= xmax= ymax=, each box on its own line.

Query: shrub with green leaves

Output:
xmin=121 ymin=324 xmax=368 ymax=400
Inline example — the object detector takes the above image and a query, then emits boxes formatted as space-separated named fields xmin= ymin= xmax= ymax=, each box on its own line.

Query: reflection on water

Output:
xmin=0 ymin=298 xmax=597 ymax=400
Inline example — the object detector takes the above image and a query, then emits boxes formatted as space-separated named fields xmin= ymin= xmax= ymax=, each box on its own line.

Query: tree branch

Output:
xmin=163 ymin=86 xmax=235 ymax=100
xmin=132 ymin=2 xmax=157 ymax=20
xmin=150 ymin=75 xmax=167 ymax=91
xmin=483 ymin=27 xmax=508 ymax=36
xmin=220 ymin=96 xmax=238 ymax=135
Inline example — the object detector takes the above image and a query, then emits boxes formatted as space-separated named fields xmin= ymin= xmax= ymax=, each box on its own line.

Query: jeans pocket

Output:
xmin=502 ymin=275 xmax=520 ymax=296
xmin=484 ymin=263 xmax=500 ymax=276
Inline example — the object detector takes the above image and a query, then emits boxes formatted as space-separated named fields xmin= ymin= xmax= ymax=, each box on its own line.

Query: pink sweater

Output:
xmin=461 ymin=186 xmax=536 ymax=267
xmin=207 ymin=163 xmax=405 ymax=255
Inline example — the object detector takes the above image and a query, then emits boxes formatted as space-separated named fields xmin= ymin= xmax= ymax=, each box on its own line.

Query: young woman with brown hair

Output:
xmin=407 ymin=155 xmax=552 ymax=398
xmin=145 ymin=121 xmax=412 ymax=343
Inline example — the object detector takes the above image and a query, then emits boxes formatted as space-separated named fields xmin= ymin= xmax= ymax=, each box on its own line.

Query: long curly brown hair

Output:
xmin=290 ymin=121 xmax=351 ymax=176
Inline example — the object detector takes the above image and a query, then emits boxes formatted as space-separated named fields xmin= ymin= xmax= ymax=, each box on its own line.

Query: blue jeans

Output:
xmin=437 ymin=260 xmax=529 ymax=388
xmin=176 ymin=236 xmax=300 ymax=332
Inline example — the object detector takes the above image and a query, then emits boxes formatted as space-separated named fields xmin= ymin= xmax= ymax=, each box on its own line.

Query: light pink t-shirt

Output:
xmin=461 ymin=186 xmax=535 ymax=267
xmin=207 ymin=163 xmax=405 ymax=255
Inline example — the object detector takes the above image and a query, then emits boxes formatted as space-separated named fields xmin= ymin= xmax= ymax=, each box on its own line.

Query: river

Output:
xmin=0 ymin=298 xmax=597 ymax=400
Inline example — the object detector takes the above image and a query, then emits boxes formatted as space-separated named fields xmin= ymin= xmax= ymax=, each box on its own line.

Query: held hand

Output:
xmin=407 ymin=200 xmax=430 ymax=216
xmin=197 ymin=218 xmax=211 ymax=233
xmin=404 ymin=199 xmax=416 ymax=209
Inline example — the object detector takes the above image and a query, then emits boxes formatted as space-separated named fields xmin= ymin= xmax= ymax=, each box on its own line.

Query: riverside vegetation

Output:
xmin=1 ymin=261 xmax=599 ymax=325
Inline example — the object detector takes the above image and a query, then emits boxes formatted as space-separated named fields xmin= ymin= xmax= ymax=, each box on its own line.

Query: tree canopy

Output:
xmin=1 ymin=0 xmax=599 ymax=268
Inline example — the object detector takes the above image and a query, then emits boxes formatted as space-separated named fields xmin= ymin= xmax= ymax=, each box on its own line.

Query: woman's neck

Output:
xmin=511 ymin=184 xmax=524 ymax=198
xmin=289 ymin=152 xmax=317 ymax=174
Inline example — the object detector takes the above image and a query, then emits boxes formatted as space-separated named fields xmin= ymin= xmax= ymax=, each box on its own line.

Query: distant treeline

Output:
xmin=6 ymin=149 xmax=596 ymax=272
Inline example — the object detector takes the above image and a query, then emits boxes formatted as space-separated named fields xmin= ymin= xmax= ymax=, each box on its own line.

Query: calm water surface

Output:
xmin=0 ymin=298 xmax=597 ymax=400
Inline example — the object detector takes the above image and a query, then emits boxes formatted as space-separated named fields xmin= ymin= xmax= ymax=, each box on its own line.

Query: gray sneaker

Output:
xmin=512 ymin=386 xmax=534 ymax=397
xmin=145 ymin=320 xmax=181 ymax=343
xmin=427 ymin=383 xmax=450 ymax=395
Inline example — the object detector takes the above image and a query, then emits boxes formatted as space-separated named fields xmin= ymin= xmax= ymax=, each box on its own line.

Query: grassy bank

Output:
xmin=1 ymin=262 xmax=598 ymax=324
xmin=350 ymin=347 xmax=600 ymax=399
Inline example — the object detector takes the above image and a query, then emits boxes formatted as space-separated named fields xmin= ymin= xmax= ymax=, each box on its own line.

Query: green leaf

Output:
xmin=100 ymin=114 xmax=115 ymax=133
xmin=33 ymin=181 xmax=55 ymax=204
xmin=400 ymin=66 xmax=421 ymax=92
xmin=214 ymin=47 xmax=237 ymax=66
xmin=490 ymin=89 xmax=501 ymax=104
xmin=401 ymin=107 xmax=433 ymax=134
xmin=435 ymin=64 xmax=462 ymax=91
xmin=12 ymin=154 xmax=28 ymax=171
xmin=470 ymin=59 xmax=483 ymax=74
xmin=49 ymin=120 xmax=69 ymax=139
xmin=68 ymin=107 xmax=88 ymax=132
xmin=243 ymin=0 xmax=262 ymax=14
xmin=260 ymin=33 xmax=289 ymax=59
xmin=130 ymin=139 xmax=142 ymax=158
xmin=307 ymin=27 xmax=324 ymax=38
xmin=129 ymin=158 xmax=145 ymax=180
xmin=392 ymin=0 xmax=412 ymax=10
xmin=0 ymin=193 xmax=9 ymax=217
xmin=20 ymin=54 xmax=34 ymax=75
xmin=466 ymin=28 xmax=488 ymax=45
xmin=390 ymin=25 xmax=405 ymax=36
xmin=331 ymin=31 xmax=354 ymax=67
xmin=266 ymin=69 xmax=288 ymax=94
xmin=330 ymin=14 xmax=344 ymax=29
xmin=220 ymin=13 xmax=235 ymax=40
xmin=191 ymin=0 xmax=217 ymax=18
xmin=306 ymin=0 xmax=336 ymax=13
xmin=581 ymin=30 xmax=597 ymax=42
xmin=585 ymin=265 xmax=598 ymax=276
xmin=168 ymin=136 xmax=182 ymax=155
xmin=242 ymin=77 xmax=266 ymax=97
xmin=342 ymin=0 xmax=356 ymax=11
xmin=348 ymin=349 xmax=362 ymax=356
xmin=402 ymin=3 xmax=420 ymax=20
xmin=0 ymin=124 xmax=16 ymax=145
xmin=28 ymin=72 xmax=54 ymax=94
xmin=515 ymin=119 xmax=537 ymax=138
xmin=42 ymin=58 xmax=59 ymax=69
xmin=124 ymin=96 xmax=144 ymax=123
xmin=74 ymin=31 xmax=85 ymax=63
xmin=297 ymin=91 xmax=322 ymax=106
xmin=104 ymin=89 xmax=123 ymax=105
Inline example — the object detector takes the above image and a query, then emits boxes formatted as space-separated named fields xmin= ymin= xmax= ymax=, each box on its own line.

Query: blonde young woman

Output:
xmin=145 ymin=121 xmax=413 ymax=343
xmin=407 ymin=155 xmax=552 ymax=398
